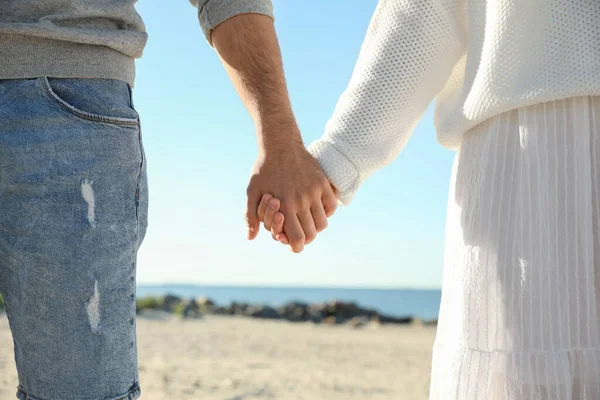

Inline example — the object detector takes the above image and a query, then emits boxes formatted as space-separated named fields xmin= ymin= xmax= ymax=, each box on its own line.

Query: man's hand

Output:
xmin=209 ymin=14 xmax=337 ymax=250
xmin=246 ymin=142 xmax=337 ymax=253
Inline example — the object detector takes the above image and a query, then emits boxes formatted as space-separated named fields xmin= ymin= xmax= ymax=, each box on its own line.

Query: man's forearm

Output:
xmin=211 ymin=12 xmax=337 ymax=251
xmin=212 ymin=13 xmax=302 ymax=151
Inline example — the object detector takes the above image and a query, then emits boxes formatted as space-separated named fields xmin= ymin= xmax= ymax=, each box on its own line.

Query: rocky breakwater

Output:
xmin=136 ymin=294 xmax=438 ymax=327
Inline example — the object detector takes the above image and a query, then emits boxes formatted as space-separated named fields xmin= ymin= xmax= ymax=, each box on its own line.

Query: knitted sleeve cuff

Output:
xmin=307 ymin=139 xmax=361 ymax=206
xmin=192 ymin=0 xmax=275 ymax=45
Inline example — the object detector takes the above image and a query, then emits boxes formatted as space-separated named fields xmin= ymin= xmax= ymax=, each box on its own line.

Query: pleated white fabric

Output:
xmin=429 ymin=97 xmax=600 ymax=400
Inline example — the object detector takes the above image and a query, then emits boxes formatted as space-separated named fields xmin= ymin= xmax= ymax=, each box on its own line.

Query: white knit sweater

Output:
xmin=308 ymin=0 xmax=600 ymax=205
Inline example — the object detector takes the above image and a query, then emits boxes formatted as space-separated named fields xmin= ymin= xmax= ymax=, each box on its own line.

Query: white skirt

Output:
xmin=429 ymin=97 xmax=600 ymax=400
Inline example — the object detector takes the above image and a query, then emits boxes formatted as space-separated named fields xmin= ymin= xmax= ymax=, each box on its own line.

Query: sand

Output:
xmin=0 ymin=313 xmax=436 ymax=399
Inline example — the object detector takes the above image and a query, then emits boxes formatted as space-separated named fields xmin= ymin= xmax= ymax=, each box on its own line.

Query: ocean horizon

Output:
xmin=137 ymin=284 xmax=442 ymax=320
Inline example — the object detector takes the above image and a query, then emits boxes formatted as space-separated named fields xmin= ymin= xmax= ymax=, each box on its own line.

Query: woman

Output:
xmin=260 ymin=0 xmax=600 ymax=398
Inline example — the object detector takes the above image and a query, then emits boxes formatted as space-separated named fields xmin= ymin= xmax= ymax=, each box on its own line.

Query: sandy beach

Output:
xmin=0 ymin=313 xmax=436 ymax=399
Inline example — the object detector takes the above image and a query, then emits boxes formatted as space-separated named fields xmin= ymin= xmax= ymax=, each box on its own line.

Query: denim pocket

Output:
xmin=39 ymin=76 xmax=140 ymax=127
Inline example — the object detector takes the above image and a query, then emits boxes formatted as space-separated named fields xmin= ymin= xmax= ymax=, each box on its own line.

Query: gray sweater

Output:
xmin=0 ymin=0 xmax=274 ymax=86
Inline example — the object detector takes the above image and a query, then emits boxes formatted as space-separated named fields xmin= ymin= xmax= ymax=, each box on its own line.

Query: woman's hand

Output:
xmin=256 ymin=194 xmax=290 ymax=245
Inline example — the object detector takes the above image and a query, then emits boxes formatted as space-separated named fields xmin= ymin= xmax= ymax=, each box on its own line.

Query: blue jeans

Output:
xmin=0 ymin=77 xmax=148 ymax=399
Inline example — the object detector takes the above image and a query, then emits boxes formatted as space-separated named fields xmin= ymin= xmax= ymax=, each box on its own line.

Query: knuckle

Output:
xmin=298 ymin=196 xmax=312 ymax=210
xmin=316 ymin=221 xmax=328 ymax=232
xmin=291 ymin=233 xmax=306 ymax=244
xmin=268 ymin=198 xmax=280 ymax=209
xmin=259 ymin=200 xmax=269 ymax=212
xmin=279 ymin=201 xmax=292 ymax=213
xmin=274 ymin=213 xmax=284 ymax=225
xmin=262 ymin=207 xmax=272 ymax=218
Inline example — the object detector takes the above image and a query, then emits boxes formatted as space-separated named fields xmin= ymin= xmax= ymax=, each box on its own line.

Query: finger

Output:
xmin=284 ymin=213 xmax=305 ymax=253
xmin=257 ymin=193 xmax=273 ymax=223
xmin=322 ymin=184 xmax=338 ymax=218
xmin=276 ymin=233 xmax=290 ymax=245
xmin=298 ymin=211 xmax=317 ymax=245
xmin=246 ymin=190 xmax=261 ymax=240
xmin=311 ymin=203 xmax=328 ymax=233
xmin=263 ymin=198 xmax=280 ymax=231
xmin=271 ymin=212 xmax=285 ymax=240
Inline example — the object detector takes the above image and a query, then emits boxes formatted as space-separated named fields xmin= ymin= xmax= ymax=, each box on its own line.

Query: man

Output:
xmin=0 ymin=1 xmax=334 ymax=398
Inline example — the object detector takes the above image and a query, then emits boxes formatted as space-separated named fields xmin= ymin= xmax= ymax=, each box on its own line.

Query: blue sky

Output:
xmin=134 ymin=0 xmax=455 ymax=289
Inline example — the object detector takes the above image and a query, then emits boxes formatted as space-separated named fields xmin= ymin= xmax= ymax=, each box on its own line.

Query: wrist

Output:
xmin=256 ymin=118 xmax=304 ymax=153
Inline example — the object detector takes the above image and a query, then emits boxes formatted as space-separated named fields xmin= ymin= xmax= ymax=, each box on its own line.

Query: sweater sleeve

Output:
xmin=189 ymin=0 xmax=274 ymax=45
xmin=308 ymin=0 xmax=467 ymax=205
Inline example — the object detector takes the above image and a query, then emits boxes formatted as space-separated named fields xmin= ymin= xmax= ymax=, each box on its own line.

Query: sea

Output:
xmin=137 ymin=285 xmax=442 ymax=320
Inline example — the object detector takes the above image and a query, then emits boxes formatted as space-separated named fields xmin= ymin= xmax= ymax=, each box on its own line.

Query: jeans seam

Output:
xmin=134 ymin=128 xmax=144 ymax=242
xmin=129 ymin=84 xmax=144 ymax=239
xmin=16 ymin=382 xmax=141 ymax=400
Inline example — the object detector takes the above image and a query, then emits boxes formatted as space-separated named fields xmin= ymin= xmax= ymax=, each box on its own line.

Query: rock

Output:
xmin=196 ymin=296 xmax=216 ymax=312
xmin=211 ymin=306 xmax=231 ymax=315
xmin=244 ymin=305 xmax=281 ymax=320
xmin=377 ymin=315 xmax=413 ymax=324
xmin=163 ymin=296 xmax=421 ymax=326
xmin=327 ymin=300 xmax=359 ymax=318
xmin=323 ymin=316 xmax=338 ymax=325
xmin=181 ymin=299 xmax=202 ymax=319
xmin=230 ymin=302 xmax=249 ymax=315
xmin=347 ymin=316 xmax=369 ymax=328
xmin=161 ymin=294 xmax=183 ymax=312
xmin=324 ymin=300 xmax=378 ymax=323
xmin=307 ymin=303 xmax=327 ymax=322
xmin=279 ymin=301 xmax=310 ymax=322
xmin=422 ymin=319 xmax=438 ymax=326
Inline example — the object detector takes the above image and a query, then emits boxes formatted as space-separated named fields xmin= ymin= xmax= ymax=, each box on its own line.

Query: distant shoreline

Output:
xmin=136 ymin=284 xmax=442 ymax=321
xmin=136 ymin=294 xmax=438 ymax=327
